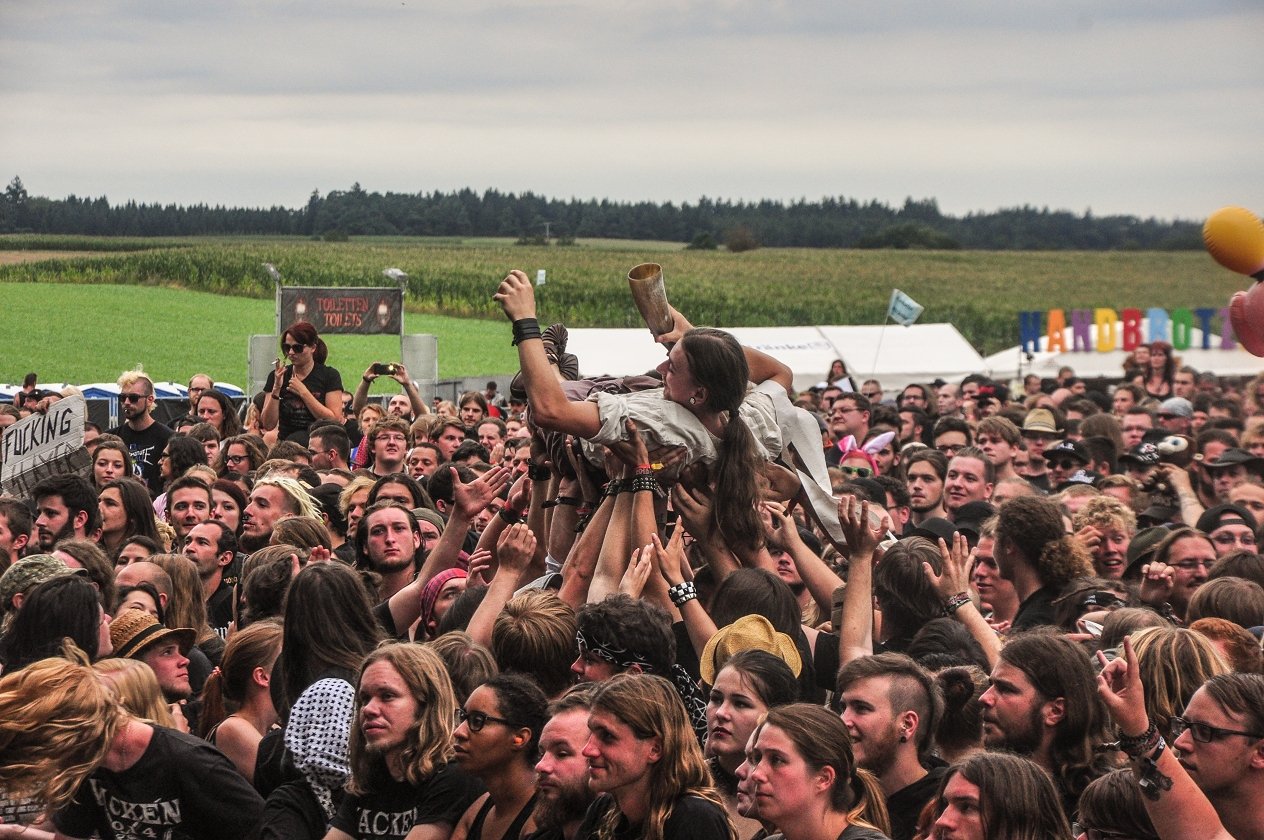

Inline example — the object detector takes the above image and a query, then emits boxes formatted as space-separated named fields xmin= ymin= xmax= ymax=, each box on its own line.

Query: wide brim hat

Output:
xmin=1201 ymin=448 xmax=1264 ymax=473
xmin=1021 ymin=409 xmax=1059 ymax=435
xmin=700 ymin=614 xmax=802 ymax=686
xmin=110 ymin=609 xmax=196 ymax=660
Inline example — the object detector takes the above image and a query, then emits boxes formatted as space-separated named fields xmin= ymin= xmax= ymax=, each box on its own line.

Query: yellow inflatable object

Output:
xmin=1204 ymin=206 xmax=1264 ymax=277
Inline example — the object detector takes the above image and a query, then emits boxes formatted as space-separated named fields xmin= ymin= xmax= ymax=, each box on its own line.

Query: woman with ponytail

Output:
xmin=746 ymin=704 xmax=890 ymax=840
xmin=198 ymin=620 xmax=282 ymax=780
xmin=261 ymin=321 xmax=345 ymax=444
xmin=494 ymin=270 xmax=792 ymax=555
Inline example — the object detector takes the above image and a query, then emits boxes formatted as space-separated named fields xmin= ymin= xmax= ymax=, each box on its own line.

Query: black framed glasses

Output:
xmin=281 ymin=342 xmax=307 ymax=354
xmin=456 ymin=708 xmax=515 ymax=732
xmin=1170 ymin=716 xmax=1264 ymax=743
xmin=225 ymin=453 xmax=249 ymax=463
xmin=120 ymin=393 xmax=149 ymax=403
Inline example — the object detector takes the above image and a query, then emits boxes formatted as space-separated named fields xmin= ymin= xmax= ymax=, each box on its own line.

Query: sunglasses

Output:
xmin=281 ymin=342 xmax=307 ymax=354
xmin=120 ymin=393 xmax=149 ymax=403
xmin=456 ymin=708 xmax=515 ymax=732
xmin=1170 ymin=716 xmax=1264 ymax=743
xmin=1047 ymin=458 xmax=1082 ymax=471
xmin=840 ymin=465 xmax=873 ymax=478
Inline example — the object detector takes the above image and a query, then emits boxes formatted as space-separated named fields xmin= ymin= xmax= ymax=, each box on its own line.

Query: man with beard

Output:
xmin=108 ymin=371 xmax=173 ymax=495
xmin=31 ymin=474 xmax=98 ymax=552
xmin=309 ymin=422 xmax=353 ymax=472
xmin=838 ymin=653 xmax=946 ymax=840
xmin=356 ymin=502 xmax=423 ymax=601
xmin=241 ymin=474 xmax=321 ymax=552
xmin=0 ymin=498 xmax=32 ymax=572
xmin=529 ymin=685 xmax=598 ymax=840
xmin=978 ymin=633 xmax=1113 ymax=820
xmin=183 ymin=520 xmax=238 ymax=638
xmin=368 ymin=417 xmax=411 ymax=479
xmin=903 ymin=449 xmax=947 ymax=532
xmin=166 ymin=475 xmax=212 ymax=548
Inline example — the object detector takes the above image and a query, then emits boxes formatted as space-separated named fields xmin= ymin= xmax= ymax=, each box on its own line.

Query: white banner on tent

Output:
xmin=1 ymin=395 xmax=90 ymax=497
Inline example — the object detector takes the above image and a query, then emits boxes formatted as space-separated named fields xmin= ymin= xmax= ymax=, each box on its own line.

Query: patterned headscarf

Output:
xmin=285 ymin=677 xmax=355 ymax=821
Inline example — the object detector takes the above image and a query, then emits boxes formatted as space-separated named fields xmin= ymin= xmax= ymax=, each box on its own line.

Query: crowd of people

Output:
xmin=0 ymin=270 xmax=1261 ymax=840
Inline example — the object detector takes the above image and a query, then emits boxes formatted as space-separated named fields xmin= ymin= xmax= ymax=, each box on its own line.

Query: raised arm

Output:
xmin=655 ymin=304 xmax=793 ymax=392
xmin=494 ymin=271 xmax=601 ymax=438
xmin=838 ymin=495 xmax=881 ymax=666
xmin=924 ymin=534 xmax=1002 ymax=670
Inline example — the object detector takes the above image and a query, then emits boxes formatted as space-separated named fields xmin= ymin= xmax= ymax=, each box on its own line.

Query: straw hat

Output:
xmin=110 ymin=609 xmax=196 ymax=660
xmin=700 ymin=614 xmax=802 ymax=686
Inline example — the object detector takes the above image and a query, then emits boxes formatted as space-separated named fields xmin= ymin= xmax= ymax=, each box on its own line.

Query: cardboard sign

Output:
xmin=279 ymin=286 xmax=404 ymax=335
xmin=1 ymin=395 xmax=90 ymax=497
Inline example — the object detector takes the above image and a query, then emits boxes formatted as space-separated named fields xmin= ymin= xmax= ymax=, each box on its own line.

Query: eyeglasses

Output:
xmin=376 ymin=433 xmax=407 ymax=443
xmin=1212 ymin=532 xmax=1255 ymax=547
xmin=839 ymin=465 xmax=873 ymax=478
xmin=281 ymin=342 xmax=307 ymax=354
xmin=1047 ymin=458 xmax=1082 ymax=471
xmin=456 ymin=708 xmax=515 ymax=732
xmin=1171 ymin=559 xmax=1213 ymax=571
xmin=225 ymin=453 xmax=249 ymax=463
xmin=1170 ymin=716 xmax=1264 ymax=743
xmin=120 ymin=393 xmax=149 ymax=403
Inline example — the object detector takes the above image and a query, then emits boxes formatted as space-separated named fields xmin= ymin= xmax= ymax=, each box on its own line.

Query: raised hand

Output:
xmin=1096 ymin=635 xmax=1149 ymax=737
xmin=619 ymin=545 xmax=654 ymax=598
xmin=453 ymin=464 xmax=513 ymax=521
xmin=925 ymin=533 xmax=974 ymax=599
xmin=493 ymin=270 xmax=538 ymax=321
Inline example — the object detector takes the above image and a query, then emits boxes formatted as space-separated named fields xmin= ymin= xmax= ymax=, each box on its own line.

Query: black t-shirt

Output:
xmin=109 ymin=420 xmax=173 ymax=496
xmin=265 ymin=363 xmax=344 ymax=442
xmin=54 ymin=725 xmax=264 ymax=840
xmin=576 ymin=794 xmax=730 ymax=840
xmin=261 ymin=779 xmax=331 ymax=840
xmin=885 ymin=764 xmax=946 ymax=840
xmin=207 ymin=575 xmax=235 ymax=640
xmin=330 ymin=761 xmax=484 ymax=840
xmin=1012 ymin=585 xmax=1061 ymax=632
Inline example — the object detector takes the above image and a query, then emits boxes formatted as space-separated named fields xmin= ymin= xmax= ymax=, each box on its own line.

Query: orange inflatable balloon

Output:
xmin=1204 ymin=206 xmax=1264 ymax=277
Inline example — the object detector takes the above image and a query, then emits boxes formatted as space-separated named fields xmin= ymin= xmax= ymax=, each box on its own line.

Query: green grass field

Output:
xmin=0 ymin=234 xmax=1242 ymax=387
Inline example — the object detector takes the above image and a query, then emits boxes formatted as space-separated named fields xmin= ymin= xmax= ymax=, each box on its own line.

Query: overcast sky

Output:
xmin=2 ymin=1 xmax=1261 ymax=220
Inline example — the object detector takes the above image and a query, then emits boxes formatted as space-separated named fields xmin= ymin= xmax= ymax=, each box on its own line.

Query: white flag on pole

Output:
xmin=887 ymin=289 xmax=924 ymax=326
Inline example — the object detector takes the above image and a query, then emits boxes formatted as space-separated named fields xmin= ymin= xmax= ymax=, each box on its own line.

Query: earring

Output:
xmin=688 ymin=397 xmax=697 ymax=406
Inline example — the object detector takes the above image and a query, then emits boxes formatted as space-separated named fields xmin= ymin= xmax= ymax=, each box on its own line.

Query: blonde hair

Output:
xmin=254 ymin=475 xmax=321 ymax=521
xmin=0 ymin=656 xmax=124 ymax=811
xmin=347 ymin=643 xmax=459 ymax=795
xmin=94 ymin=658 xmax=178 ymax=728
xmin=1071 ymin=495 xmax=1137 ymax=537
xmin=1130 ymin=626 xmax=1229 ymax=734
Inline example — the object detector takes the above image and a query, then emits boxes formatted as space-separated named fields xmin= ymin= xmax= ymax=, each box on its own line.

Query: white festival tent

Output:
xmin=566 ymin=324 xmax=991 ymax=395
xmin=985 ymin=323 xmax=1264 ymax=386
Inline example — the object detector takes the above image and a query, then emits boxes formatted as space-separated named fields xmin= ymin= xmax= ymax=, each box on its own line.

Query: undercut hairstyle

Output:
xmin=31 ymin=473 xmax=100 ymax=535
xmin=577 ymin=594 xmax=676 ymax=677
xmin=309 ymin=423 xmax=351 ymax=464
xmin=254 ymin=475 xmax=321 ymax=520
xmin=996 ymin=495 xmax=1094 ymax=588
xmin=1129 ymin=626 xmax=1229 ymax=735
xmin=998 ymin=633 xmax=1113 ymax=805
xmin=1201 ymin=672 xmax=1264 ymax=736
xmin=1185 ymin=576 xmax=1264 ymax=628
xmin=347 ymin=643 xmax=459 ymax=795
xmin=117 ymin=370 xmax=154 ymax=394
xmin=837 ymin=653 xmax=944 ymax=760
xmin=492 ymin=590 xmax=578 ymax=699
xmin=932 ymin=752 xmax=1072 ymax=840
xmin=589 ymin=674 xmax=733 ymax=840
xmin=762 ymin=704 xmax=889 ymax=835
xmin=0 ymin=656 xmax=124 ymax=813
xmin=427 ymin=631 xmax=498 ymax=705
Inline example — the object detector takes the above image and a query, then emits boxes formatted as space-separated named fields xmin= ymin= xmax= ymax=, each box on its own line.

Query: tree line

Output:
xmin=0 ymin=176 xmax=1202 ymax=251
